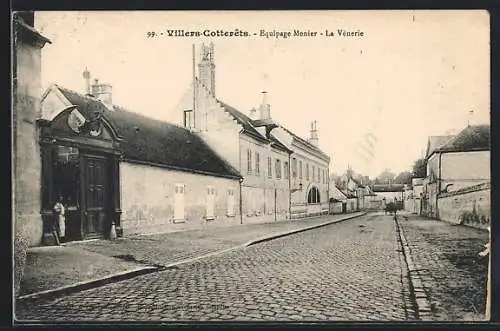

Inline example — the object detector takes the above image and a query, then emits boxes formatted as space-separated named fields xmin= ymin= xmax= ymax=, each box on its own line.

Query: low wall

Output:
xmin=120 ymin=162 xmax=241 ymax=236
xmin=437 ymin=182 xmax=490 ymax=230
xmin=329 ymin=202 xmax=343 ymax=214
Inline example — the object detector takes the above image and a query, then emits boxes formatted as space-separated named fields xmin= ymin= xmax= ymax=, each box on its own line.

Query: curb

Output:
xmin=246 ymin=212 xmax=367 ymax=246
xmin=16 ymin=266 xmax=158 ymax=303
xmin=17 ymin=212 xmax=368 ymax=302
xmin=394 ymin=217 xmax=433 ymax=321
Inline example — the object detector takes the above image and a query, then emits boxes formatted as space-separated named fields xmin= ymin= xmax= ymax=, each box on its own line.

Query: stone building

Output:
xmin=423 ymin=124 xmax=490 ymax=219
xmin=12 ymin=12 xmax=51 ymax=246
xmin=172 ymin=43 xmax=330 ymax=223
xmin=37 ymin=75 xmax=242 ymax=243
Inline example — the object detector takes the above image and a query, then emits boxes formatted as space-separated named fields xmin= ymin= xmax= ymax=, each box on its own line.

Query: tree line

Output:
xmin=331 ymin=157 xmax=427 ymax=187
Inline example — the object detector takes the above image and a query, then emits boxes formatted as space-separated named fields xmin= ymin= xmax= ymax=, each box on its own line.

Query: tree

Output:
xmin=411 ymin=158 xmax=427 ymax=178
xmin=376 ymin=169 xmax=396 ymax=184
xmin=394 ymin=171 xmax=412 ymax=184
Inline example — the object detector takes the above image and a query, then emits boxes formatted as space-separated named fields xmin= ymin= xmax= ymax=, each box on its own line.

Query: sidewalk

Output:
xmin=396 ymin=213 xmax=489 ymax=321
xmin=18 ymin=211 xmax=366 ymax=300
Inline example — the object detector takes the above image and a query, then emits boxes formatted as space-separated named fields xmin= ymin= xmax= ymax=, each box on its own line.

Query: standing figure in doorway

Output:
xmin=53 ymin=196 xmax=66 ymax=242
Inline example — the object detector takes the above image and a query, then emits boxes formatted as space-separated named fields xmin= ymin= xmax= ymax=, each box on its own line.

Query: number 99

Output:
xmin=147 ymin=31 xmax=156 ymax=38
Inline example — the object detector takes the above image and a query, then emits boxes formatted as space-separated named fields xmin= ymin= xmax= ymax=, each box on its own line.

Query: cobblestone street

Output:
xmin=16 ymin=214 xmax=412 ymax=321
xmin=15 ymin=213 xmax=488 ymax=322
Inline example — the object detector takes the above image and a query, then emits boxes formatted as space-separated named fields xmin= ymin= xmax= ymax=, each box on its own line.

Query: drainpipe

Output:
xmin=288 ymin=153 xmax=292 ymax=220
xmin=437 ymin=152 xmax=442 ymax=219
xmin=238 ymin=131 xmax=243 ymax=224
xmin=239 ymin=178 xmax=243 ymax=224
xmin=327 ymin=172 xmax=330 ymax=215
xmin=274 ymin=186 xmax=277 ymax=222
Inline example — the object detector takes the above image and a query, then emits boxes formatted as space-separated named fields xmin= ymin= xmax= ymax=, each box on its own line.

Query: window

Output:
xmin=318 ymin=168 xmax=321 ymax=182
xmin=284 ymin=161 xmax=289 ymax=179
xmin=206 ymin=186 xmax=216 ymax=220
xmin=292 ymin=158 xmax=297 ymax=178
xmin=312 ymin=166 xmax=316 ymax=182
xmin=183 ymin=109 xmax=193 ymax=128
xmin=306 ymin=164 xmax=309 ymax=180
xmin=255 ymin=152 xmax=260 ymax=176
xmin=267 ymin=157 xmax=272 ymax=178
xmin=174 ymin=183 xmax=185 ymax=221
xmin=299 ymin=160 xmax=303 ymax=179
xmin=247 ymin=149 xmax=252 ymax=174
xmin=275 ymin=159 xmax=282 ymax=179
xmin=227 ymin=188 xmax=235 ymax=216
xmin=307 ymin=186 xmax=321 ymax=204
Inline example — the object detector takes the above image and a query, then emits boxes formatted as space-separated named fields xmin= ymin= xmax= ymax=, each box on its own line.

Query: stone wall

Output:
xmin=437 ymin=182 xmax=490 ymax=230
xmin=13 ymin=25 xmax=45 ymax=246
xmin=120 ymin=162 xmax=241 ymax=235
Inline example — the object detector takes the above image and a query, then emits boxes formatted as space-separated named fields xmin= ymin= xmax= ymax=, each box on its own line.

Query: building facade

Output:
xmin=172 ymin=43 xmax=331 ymax=222
xmin=423 ymin=125 xmax=490 ymax=219
xmin=38 ymin=79 xmax=242 ymax=244
xmin=411 ymin=178 xmax=424 ymax=214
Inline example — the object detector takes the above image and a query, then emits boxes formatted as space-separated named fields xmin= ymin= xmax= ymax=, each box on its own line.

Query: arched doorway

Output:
xmin=38 ymin=107 xmax=122 ymax=242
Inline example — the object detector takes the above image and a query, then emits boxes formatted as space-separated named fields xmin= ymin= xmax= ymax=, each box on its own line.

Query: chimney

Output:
xmin=82 ymin=67 xmax=91 ymax=95
xmin=198 ymin=42 xmax=216 ymax=96
xmin=309 ymin=120 xmax=319 ymax=146
xmin=91 ymin=78 xmax=113 ymax=109
xmin=259 ymin=91 xmax=271 ymax=120
xmin=249 ymin=107 xmax=258 ymax=120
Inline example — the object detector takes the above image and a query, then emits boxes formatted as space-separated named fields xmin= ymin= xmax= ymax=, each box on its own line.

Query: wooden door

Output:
xmin=83 ymin=156 xmax=108 ymax=238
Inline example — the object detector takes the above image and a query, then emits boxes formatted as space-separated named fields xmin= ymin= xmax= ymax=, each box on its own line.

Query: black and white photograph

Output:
xmin=12 ymin=10 xmax=491 ymax=322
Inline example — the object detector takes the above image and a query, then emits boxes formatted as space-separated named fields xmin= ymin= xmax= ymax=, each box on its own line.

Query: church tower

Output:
xmin=198 ymin=42 xmax=216 ymax=96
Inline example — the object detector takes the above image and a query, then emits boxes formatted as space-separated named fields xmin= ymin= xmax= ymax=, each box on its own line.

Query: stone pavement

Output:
xmin=18 ymin=212 xmax=364 ymax=298
xmin=67 ymin=212 xmax=366 ymax=267
xmin=397 ymin=214 xmax=489 ymax=321
xmin=16 ymin=213 xmax=411 ymax=321
xmin=17 ymin=212 xmax=487 ymax=322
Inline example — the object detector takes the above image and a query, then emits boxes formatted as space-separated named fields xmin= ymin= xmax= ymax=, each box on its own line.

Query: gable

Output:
xmin=41 ymin=85 xmax=74 ymax=121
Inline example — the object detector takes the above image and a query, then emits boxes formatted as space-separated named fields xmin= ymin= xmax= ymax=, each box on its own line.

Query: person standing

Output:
xmin=53 ymin=196 xmax=66 ymax=242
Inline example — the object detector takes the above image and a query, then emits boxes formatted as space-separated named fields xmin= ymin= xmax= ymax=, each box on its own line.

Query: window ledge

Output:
xmin=173 ymin=219 xmax=185 ymax=224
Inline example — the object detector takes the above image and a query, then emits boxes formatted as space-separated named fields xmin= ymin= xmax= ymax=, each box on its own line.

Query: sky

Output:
xmin=34 ymin=10 xmax=490 ymax=178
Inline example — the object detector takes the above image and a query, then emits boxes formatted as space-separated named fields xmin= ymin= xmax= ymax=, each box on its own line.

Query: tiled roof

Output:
xmin=56 ymin=86 xmax=242 ymax=180
xmin=349 ymin=177 xmax=365 ymax=188
xmin=218 ymin=100 xmax=291 ymax=152
xmin=218 ymin=101 xmax=266 ymax=142
xmin=436 ymin=124 xmax=490 ymax=153
xmin=279 ymin=125 xmax=329 ymax=159
xmin=14 ymin=14 xmax=52 ymax=45
xmin=426 ymin=135 xmax=455 ymax=158
xmin=371 ymin=184 xmax=405 ymax=192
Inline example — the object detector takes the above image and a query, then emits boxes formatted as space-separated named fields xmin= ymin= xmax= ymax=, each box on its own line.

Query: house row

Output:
xmin=328 ymin=174 xmax=377 ymax=213
xmin=405 ymin=124 xmax=490 ymax=229
xmin=14 ymin=30 xmax=332 ymax=246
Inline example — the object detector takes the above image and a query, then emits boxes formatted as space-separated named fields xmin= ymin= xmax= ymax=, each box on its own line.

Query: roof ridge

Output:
xmin=54 ymin=84 xmax=192 ymax=131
